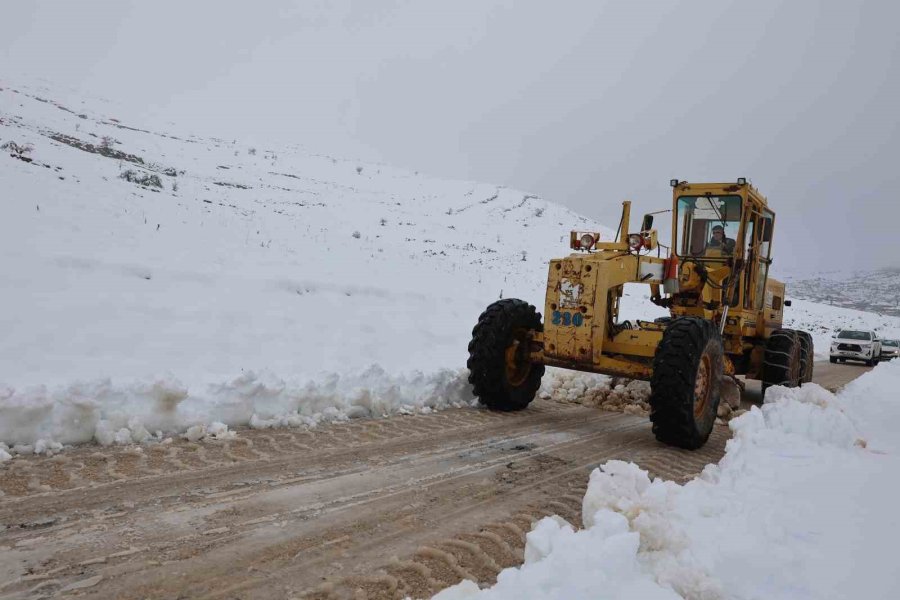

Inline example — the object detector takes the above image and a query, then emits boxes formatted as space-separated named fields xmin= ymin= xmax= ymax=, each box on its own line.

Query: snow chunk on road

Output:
xmin=207 ymin=421 xmax=236 ymax=440
xmin=441 ymin=360 xmax=900 ymax=599
xmin=183 ymin=424 xmax=207 ymax=443
xmin=541 ymin=369 xmax=651 ymax=416
xmin=182 ymin=422 xmax=236 ymax=442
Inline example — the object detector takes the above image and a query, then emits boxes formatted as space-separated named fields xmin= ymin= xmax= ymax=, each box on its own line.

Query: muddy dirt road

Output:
xmin=0 ymin=362 xmax=870 ymax=600
xmin=740 ymin=359 xmax=871 ymax=403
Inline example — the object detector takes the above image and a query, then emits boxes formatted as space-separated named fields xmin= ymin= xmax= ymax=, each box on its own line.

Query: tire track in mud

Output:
xmin=1 ymin=401 xmax=726 ymax=600
xmin=1 ymin=402 xmax=587 ymax=509
xmin=296 ymin=426 xmax=731 ymax=600
xmin=196 ymin=424 xmax=658 ymax=600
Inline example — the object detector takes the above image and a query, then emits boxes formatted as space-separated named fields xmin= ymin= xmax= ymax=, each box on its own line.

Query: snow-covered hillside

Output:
xmin=0 ymin=80 xmax=616 ymax=449
xmin=2 ymin=79 xmax=898 ymax=452
xmin=784 ymin=268 xmax=900 ymax=318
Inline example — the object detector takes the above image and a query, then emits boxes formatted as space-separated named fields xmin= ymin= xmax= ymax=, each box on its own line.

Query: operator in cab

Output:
xmin=706 ymin=225 xmax=735 ymax=256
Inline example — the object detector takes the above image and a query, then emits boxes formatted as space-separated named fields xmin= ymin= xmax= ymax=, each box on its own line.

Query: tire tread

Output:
xmin=467 ymin=299 xmax=544 ymax=411
xmin=649 ymin=317 xmax=723 ymax=450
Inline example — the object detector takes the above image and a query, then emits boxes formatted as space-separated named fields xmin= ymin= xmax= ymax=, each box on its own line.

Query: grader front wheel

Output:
xmin=467 ymin=299 xmax=544 ymax=411
xmin=649 ymin=317 xmax=724 ymax=450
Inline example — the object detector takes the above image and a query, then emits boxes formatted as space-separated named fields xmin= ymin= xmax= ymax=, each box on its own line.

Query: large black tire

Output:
xmin=797 ymin=331 xmax=814 ymax=384
xmin=649 ymin=317 xmax=724 ymax=450
xmin=762 ymin=329 xmax=802 ymax=398
xmin=467 ymin=299 xmax=544 ymax=411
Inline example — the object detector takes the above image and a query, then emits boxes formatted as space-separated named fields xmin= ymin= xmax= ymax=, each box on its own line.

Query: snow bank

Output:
xmin=0 ymin=80 xmax=588 ymax=450
xmin=437 ymin=360 xmax=900 ymax=599
xmin=0 ymin=367 xmax=474 ymax=449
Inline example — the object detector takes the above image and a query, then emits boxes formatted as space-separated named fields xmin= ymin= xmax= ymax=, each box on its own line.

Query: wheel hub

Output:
xmin=505 ymin=330 xmax=532 ymax=387
xmin=694 ymin=353 xmax=712 ymax=418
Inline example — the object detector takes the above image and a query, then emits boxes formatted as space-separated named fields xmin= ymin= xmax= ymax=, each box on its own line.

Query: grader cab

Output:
xmin=467 ymin=179 xmax=812 ymax=449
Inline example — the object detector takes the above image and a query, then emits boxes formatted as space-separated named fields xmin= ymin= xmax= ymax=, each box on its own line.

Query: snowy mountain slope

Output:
xmin=0 ymin=79 xmax=616 ymax=448
xmin=784 ymin=268 xmax=900 ymax=318
xmin=1 ymin=79 xmax=898 ymax=452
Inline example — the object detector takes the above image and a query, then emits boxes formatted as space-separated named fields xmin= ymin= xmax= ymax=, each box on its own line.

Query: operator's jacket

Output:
xmin=705 ymin=237 xmax=735 ymax=256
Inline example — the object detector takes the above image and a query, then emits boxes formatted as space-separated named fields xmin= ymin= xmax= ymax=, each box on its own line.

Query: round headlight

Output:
xmin=580 ymin=234 xmax=595 ymax=249
xmin=628 ymin=233 xmax=643 ymax=250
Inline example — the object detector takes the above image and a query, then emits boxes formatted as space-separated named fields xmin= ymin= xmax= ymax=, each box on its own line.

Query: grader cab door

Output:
xmin=743 ymin=209 xmax=775 ymax=330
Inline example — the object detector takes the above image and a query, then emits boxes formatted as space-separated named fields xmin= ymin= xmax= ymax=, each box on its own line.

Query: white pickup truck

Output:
xmin=830 ymin=330 xmax=883 ymax=366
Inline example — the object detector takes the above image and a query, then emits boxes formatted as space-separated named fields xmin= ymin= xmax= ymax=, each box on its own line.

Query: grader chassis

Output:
xmin=467 ymin=179 xmax=813 ymax=449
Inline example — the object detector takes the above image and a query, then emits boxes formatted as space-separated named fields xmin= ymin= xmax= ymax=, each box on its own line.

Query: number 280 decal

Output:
xmin=551 ymin=310 xmax=584 ymax=327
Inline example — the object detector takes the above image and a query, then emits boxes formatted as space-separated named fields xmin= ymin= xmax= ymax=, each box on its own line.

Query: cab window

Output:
xmin=675 ymin=195 xmax=742 ymax=259
xmin=758 ymin=209 xmax=774 ymax=260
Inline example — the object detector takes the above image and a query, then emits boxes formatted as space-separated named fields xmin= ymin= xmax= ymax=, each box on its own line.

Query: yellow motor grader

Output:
xmin=467 ymin=179 xmax=812 ymax=449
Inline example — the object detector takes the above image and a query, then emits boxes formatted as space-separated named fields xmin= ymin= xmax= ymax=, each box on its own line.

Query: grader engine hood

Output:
xmin=543 ymin=257 xmax=596 ymax=364
xmin=678 ymin=260 xmax=732 ymax=293
xmin=540 ymin=249 xmax=666 ymax=379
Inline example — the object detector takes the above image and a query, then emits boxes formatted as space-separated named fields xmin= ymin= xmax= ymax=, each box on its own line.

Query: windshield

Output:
xmin=883 ymin=340 xmax=898 ymax=347
xmin=676 ymin=195 xmax=742 ymax=259
xmin=837 ymin=330 xmax=872 ymax=340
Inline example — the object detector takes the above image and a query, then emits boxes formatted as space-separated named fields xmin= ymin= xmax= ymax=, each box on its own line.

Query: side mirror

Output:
xmin=641 ymin=214 xmax=653 ymax=232
xmin=784 ymin=300 xmax=792 ymax=307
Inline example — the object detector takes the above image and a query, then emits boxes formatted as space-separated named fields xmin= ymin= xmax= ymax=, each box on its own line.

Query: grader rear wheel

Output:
xmin=649 ymin=317 xmax=724 ymax=450
xmin=762 ymin=329 xmax=802 ymax=398
xmin=467 ymin=299 xmax=544 ymax=411
xmin=797 ymin=331 xmax=814 ymax=384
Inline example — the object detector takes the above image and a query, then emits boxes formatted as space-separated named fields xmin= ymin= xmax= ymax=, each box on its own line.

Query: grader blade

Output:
xmin=721 ymin=375 xmax=744 ymax=410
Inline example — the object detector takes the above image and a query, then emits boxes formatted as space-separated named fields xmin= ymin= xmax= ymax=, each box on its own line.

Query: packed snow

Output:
xmin=436 ymin=360 xmax=900 ymax=600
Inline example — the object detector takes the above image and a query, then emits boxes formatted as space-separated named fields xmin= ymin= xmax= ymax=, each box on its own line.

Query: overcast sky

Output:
xmin=3 ymin=0 xmax=898 ymax=274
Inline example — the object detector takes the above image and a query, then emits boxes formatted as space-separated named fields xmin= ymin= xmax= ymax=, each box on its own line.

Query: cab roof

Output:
xmin=671 ymin=181 xmax=769 ymax=207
